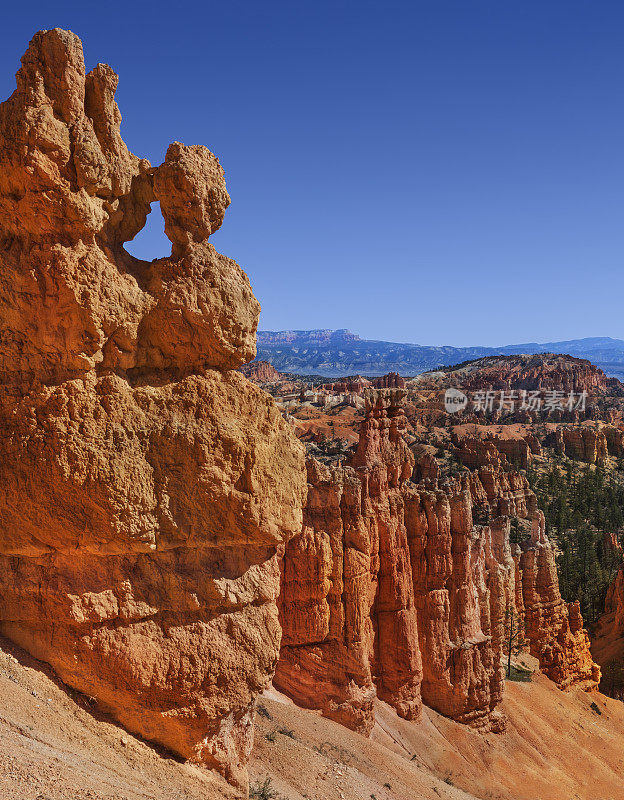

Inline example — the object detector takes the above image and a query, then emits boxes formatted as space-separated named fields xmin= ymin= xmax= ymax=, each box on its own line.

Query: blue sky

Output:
xmin=1 ymin=1 xmax=623 ymax=346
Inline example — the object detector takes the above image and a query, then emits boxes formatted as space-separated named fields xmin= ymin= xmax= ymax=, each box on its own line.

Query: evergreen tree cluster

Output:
xmin=526 ymin=457 xmax=624 ymax=624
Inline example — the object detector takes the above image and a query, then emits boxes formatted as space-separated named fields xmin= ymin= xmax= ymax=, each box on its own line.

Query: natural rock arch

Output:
xmin=124 ymin=201 xmax=170 ymax=262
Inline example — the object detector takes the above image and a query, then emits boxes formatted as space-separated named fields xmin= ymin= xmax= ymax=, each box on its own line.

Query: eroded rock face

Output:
xmin=404 ymin=484 xmax=511 ymax=730
xmin=605 ymin=567 xmax=624 ymax=634
xmin=370 ymin=372 xmax=406 ymax=389
xmin=452 ymin=427 xmax=538 ymax=472
xmin=276 ymin=390 xmax=422 ymax=733
xmin=0 ymin=29 xmax=305 ymax=792
xmin=318 ymin=376 xmax=372 ymax=394
xmin=429 ymin=354 xmax=610 ymax=395
xmin=604 ymin=424 xmax=624 ymax=457
xmin=276 ymin=391 xmax=600 ymax=735
xmin=470 ymin=470 xmax=600 ymax=692
xmin=555 ymin=425 xmax=608 ymax=464
xmin=468 ymin=467 xmax=538 ymax=520
xmin=455 ymin=436 xmax=506 ymax=471
xmin=411 ymin=444 xmax=440 ymax=482
xmin=517 ymin=514 xmax=601 ymax=691
xmin=276 ymin=459 xmax=377 ymax=733
xmin=239 ymin=360 xmax=281 ymax=384
xmin=278 ymin=392 xmax=508 ymax=733
xmin=0 ymin=29 xmax=258 ymax=383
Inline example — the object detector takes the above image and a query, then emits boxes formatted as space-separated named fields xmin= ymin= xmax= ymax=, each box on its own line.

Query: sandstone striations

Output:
xmin=0 ymin=29 xmax=305 ymax=792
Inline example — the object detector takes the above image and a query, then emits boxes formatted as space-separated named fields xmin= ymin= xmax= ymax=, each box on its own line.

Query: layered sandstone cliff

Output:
xmin=0 ymin=29 xmax=305 ymax=792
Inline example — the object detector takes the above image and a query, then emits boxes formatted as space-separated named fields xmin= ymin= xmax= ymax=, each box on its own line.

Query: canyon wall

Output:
xmin=277 ymin=391 xmax=600 ymax=734
xmin=0 ymin=29 xmax=306 ymax=792
xmin=0 ymin=29 xmax=605 ymax=795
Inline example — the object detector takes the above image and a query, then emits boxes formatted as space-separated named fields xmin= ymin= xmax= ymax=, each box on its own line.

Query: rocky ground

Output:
xmin=0 ymin=636 xmax=236 ymax=800
xmin=2 ymin=635 xmax=624 ymax=800
xmin=251 ymin=666 xmax=624 ymax=800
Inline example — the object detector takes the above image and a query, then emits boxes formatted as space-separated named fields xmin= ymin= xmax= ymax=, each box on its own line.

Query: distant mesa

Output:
xmin=414 ymin=352 xmax=614 ymax=394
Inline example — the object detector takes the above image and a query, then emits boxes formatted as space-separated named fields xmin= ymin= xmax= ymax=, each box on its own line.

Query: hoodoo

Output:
xmin=276 ymin=389 xmax=422 ymax=732
xmin=276 ymin=389 xmax=600 ymax=732
xmin=0 ymin=28 xmax=306 ymax=792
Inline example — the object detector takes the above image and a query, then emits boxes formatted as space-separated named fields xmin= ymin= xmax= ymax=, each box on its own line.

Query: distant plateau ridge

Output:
xmin=256 ymin=329 xmax=624 ymax=379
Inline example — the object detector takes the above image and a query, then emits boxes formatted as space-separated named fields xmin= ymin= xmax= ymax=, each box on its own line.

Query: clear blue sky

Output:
xmin=1 ymin=1 xmax=623 ymax=346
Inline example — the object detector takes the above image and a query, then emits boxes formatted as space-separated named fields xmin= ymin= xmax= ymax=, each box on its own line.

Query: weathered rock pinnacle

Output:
xmin=0 ymin=28 xmax=306 ymax=793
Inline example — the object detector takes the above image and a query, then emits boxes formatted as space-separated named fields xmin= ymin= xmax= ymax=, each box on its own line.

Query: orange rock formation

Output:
xmin=276 ymin=390 xmax=600 ymax=734
xmin=555 ymin=425 xmax=608 ymax=464
xmin=370 ymin=372 xmax=406 ymax=389
xmin=239 ymin=360 xmax=282 ymax=383
xmin=432 ymin=354 xmax=610 ymax=394
xmin=0 ymin=29 xmax=305 ymax=792
xmin=276 ymin=390 xmax=422 ymax=733
xmin=515 ymin=514 xmax=601 ymax=690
